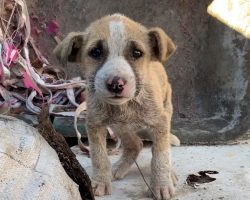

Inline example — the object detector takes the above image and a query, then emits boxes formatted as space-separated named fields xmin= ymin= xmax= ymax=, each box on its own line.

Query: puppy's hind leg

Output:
xmin=112 ymin=131 xmax=143 ymax=180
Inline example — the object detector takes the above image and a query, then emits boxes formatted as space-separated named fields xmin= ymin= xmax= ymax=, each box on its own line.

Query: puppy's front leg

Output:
xmin=150 ymin=123 xmax=176 ymax=200
xmin=87 ymin=126 xmax=112 ymax=196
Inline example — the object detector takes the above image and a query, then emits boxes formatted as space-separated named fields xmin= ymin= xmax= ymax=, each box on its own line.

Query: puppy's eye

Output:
xmin=88 ymin=47 xmax=102 ymax=59
xmin=132 ymin=49 xmax=143 ymax=59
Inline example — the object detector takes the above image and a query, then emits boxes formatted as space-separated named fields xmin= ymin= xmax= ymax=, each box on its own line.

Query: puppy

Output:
xmin=54 ymin=14 xmax=178 ymax=200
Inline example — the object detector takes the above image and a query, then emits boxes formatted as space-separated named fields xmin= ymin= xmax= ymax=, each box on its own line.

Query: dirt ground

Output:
xmin=72 ymin=141 xmax=250 ymax=200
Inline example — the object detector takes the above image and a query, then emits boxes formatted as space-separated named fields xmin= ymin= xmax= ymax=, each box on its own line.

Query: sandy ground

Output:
xmin=72 ymin=142 xmax=250 ymax=200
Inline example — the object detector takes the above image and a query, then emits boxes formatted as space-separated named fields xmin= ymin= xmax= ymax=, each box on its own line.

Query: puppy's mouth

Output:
xmin=108 ymin=95 xmax=126 ymax=99
xmin=105 ymin=95 xmax=130 ymax=105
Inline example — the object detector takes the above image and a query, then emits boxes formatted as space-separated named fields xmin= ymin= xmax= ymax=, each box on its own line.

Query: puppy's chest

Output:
xmin=100 ymin=102 xmax=159 ymax=126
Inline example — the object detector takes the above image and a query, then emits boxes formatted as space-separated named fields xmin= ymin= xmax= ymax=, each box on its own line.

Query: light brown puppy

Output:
xmin=54 ymin=14 xmax=178 ymax=200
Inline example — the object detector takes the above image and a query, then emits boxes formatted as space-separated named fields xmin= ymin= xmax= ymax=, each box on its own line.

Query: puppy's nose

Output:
xmin=106 ymin=76 xmax=126 ymax=94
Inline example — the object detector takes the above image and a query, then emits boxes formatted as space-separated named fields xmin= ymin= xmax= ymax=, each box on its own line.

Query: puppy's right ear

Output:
xmin=53 ymin=32 xmax=86 ymax=66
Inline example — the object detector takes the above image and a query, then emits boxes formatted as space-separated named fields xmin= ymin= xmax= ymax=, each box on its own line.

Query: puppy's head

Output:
xmin=54 ymin=14 xmax=176 ymax=105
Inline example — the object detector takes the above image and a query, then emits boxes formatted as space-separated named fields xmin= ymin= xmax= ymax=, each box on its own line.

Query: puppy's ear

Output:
xmin=53 ymin=32 xmax=86 ymax=66
xmin=148 ymin=27 xmax=176 ymax=63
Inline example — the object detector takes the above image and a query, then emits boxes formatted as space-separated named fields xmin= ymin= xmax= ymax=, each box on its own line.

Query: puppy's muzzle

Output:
xmin=106 ymin=76 xmax=126 ymax=94
xmin=94 ymin=57 xmax=136 ymax=105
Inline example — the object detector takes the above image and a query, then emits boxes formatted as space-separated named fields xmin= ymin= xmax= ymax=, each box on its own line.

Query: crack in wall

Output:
xmin=218 ymin=30 xmax=248 ymax=133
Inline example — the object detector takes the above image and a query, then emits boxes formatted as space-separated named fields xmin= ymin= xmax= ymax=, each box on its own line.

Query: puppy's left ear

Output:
xmin=148 ymin=27 xmax=176 ymax=63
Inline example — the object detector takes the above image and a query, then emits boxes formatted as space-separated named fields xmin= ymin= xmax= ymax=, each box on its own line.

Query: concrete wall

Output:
xmin=30 ymin=0 xmax=250 ymax=144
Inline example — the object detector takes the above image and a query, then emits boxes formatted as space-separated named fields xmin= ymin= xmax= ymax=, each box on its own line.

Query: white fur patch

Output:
xmin=93 ymin=19 xmax=136 ymax=105
xmin=108 ymin=20 xmax=126 ymax=56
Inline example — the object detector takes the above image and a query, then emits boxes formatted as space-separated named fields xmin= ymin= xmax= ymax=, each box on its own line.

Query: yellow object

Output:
xmin=208 ymin=0 xmax=250 ymax=39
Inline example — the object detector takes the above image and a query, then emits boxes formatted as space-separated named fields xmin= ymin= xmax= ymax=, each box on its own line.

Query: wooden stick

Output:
xmin=37 ymin=105 xmax=95 ymax=200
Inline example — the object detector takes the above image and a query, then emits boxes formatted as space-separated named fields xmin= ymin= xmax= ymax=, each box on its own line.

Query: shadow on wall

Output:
xmin=30 ymin=0 xmax=250 ymax=144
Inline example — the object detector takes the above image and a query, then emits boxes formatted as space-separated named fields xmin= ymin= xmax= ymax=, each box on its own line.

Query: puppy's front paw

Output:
xmin=149 ymin=172 xmax=177 ymax=200
xmin=92 ymin=180 xmax=112 ymax=196
xmin=149 ymin=183 xmax=175 ymax=200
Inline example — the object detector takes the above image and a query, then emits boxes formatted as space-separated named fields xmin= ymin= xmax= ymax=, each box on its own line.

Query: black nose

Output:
xmin=106 ymin=76 xmax=126 ymax=94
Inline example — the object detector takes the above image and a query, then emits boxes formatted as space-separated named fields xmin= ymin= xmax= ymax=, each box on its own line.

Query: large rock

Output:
xmin=0 ymin=115 xmax=81 ymax=200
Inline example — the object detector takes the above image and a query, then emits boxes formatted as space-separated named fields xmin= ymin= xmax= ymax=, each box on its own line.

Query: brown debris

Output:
xmin=186 ymin=170 xmax=219 ymax=188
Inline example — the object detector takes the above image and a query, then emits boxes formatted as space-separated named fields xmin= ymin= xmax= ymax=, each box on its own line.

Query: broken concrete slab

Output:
xmin=73 ymin=142 xmax=250 ymax=200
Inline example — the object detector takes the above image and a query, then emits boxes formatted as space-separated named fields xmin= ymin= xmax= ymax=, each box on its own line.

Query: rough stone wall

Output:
xmin=29 ymin=0 xmax=250 ymax=143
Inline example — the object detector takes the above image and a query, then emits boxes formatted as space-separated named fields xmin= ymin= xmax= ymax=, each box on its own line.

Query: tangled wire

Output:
xmin=0 ymin=0 xmax=86 ymax=116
